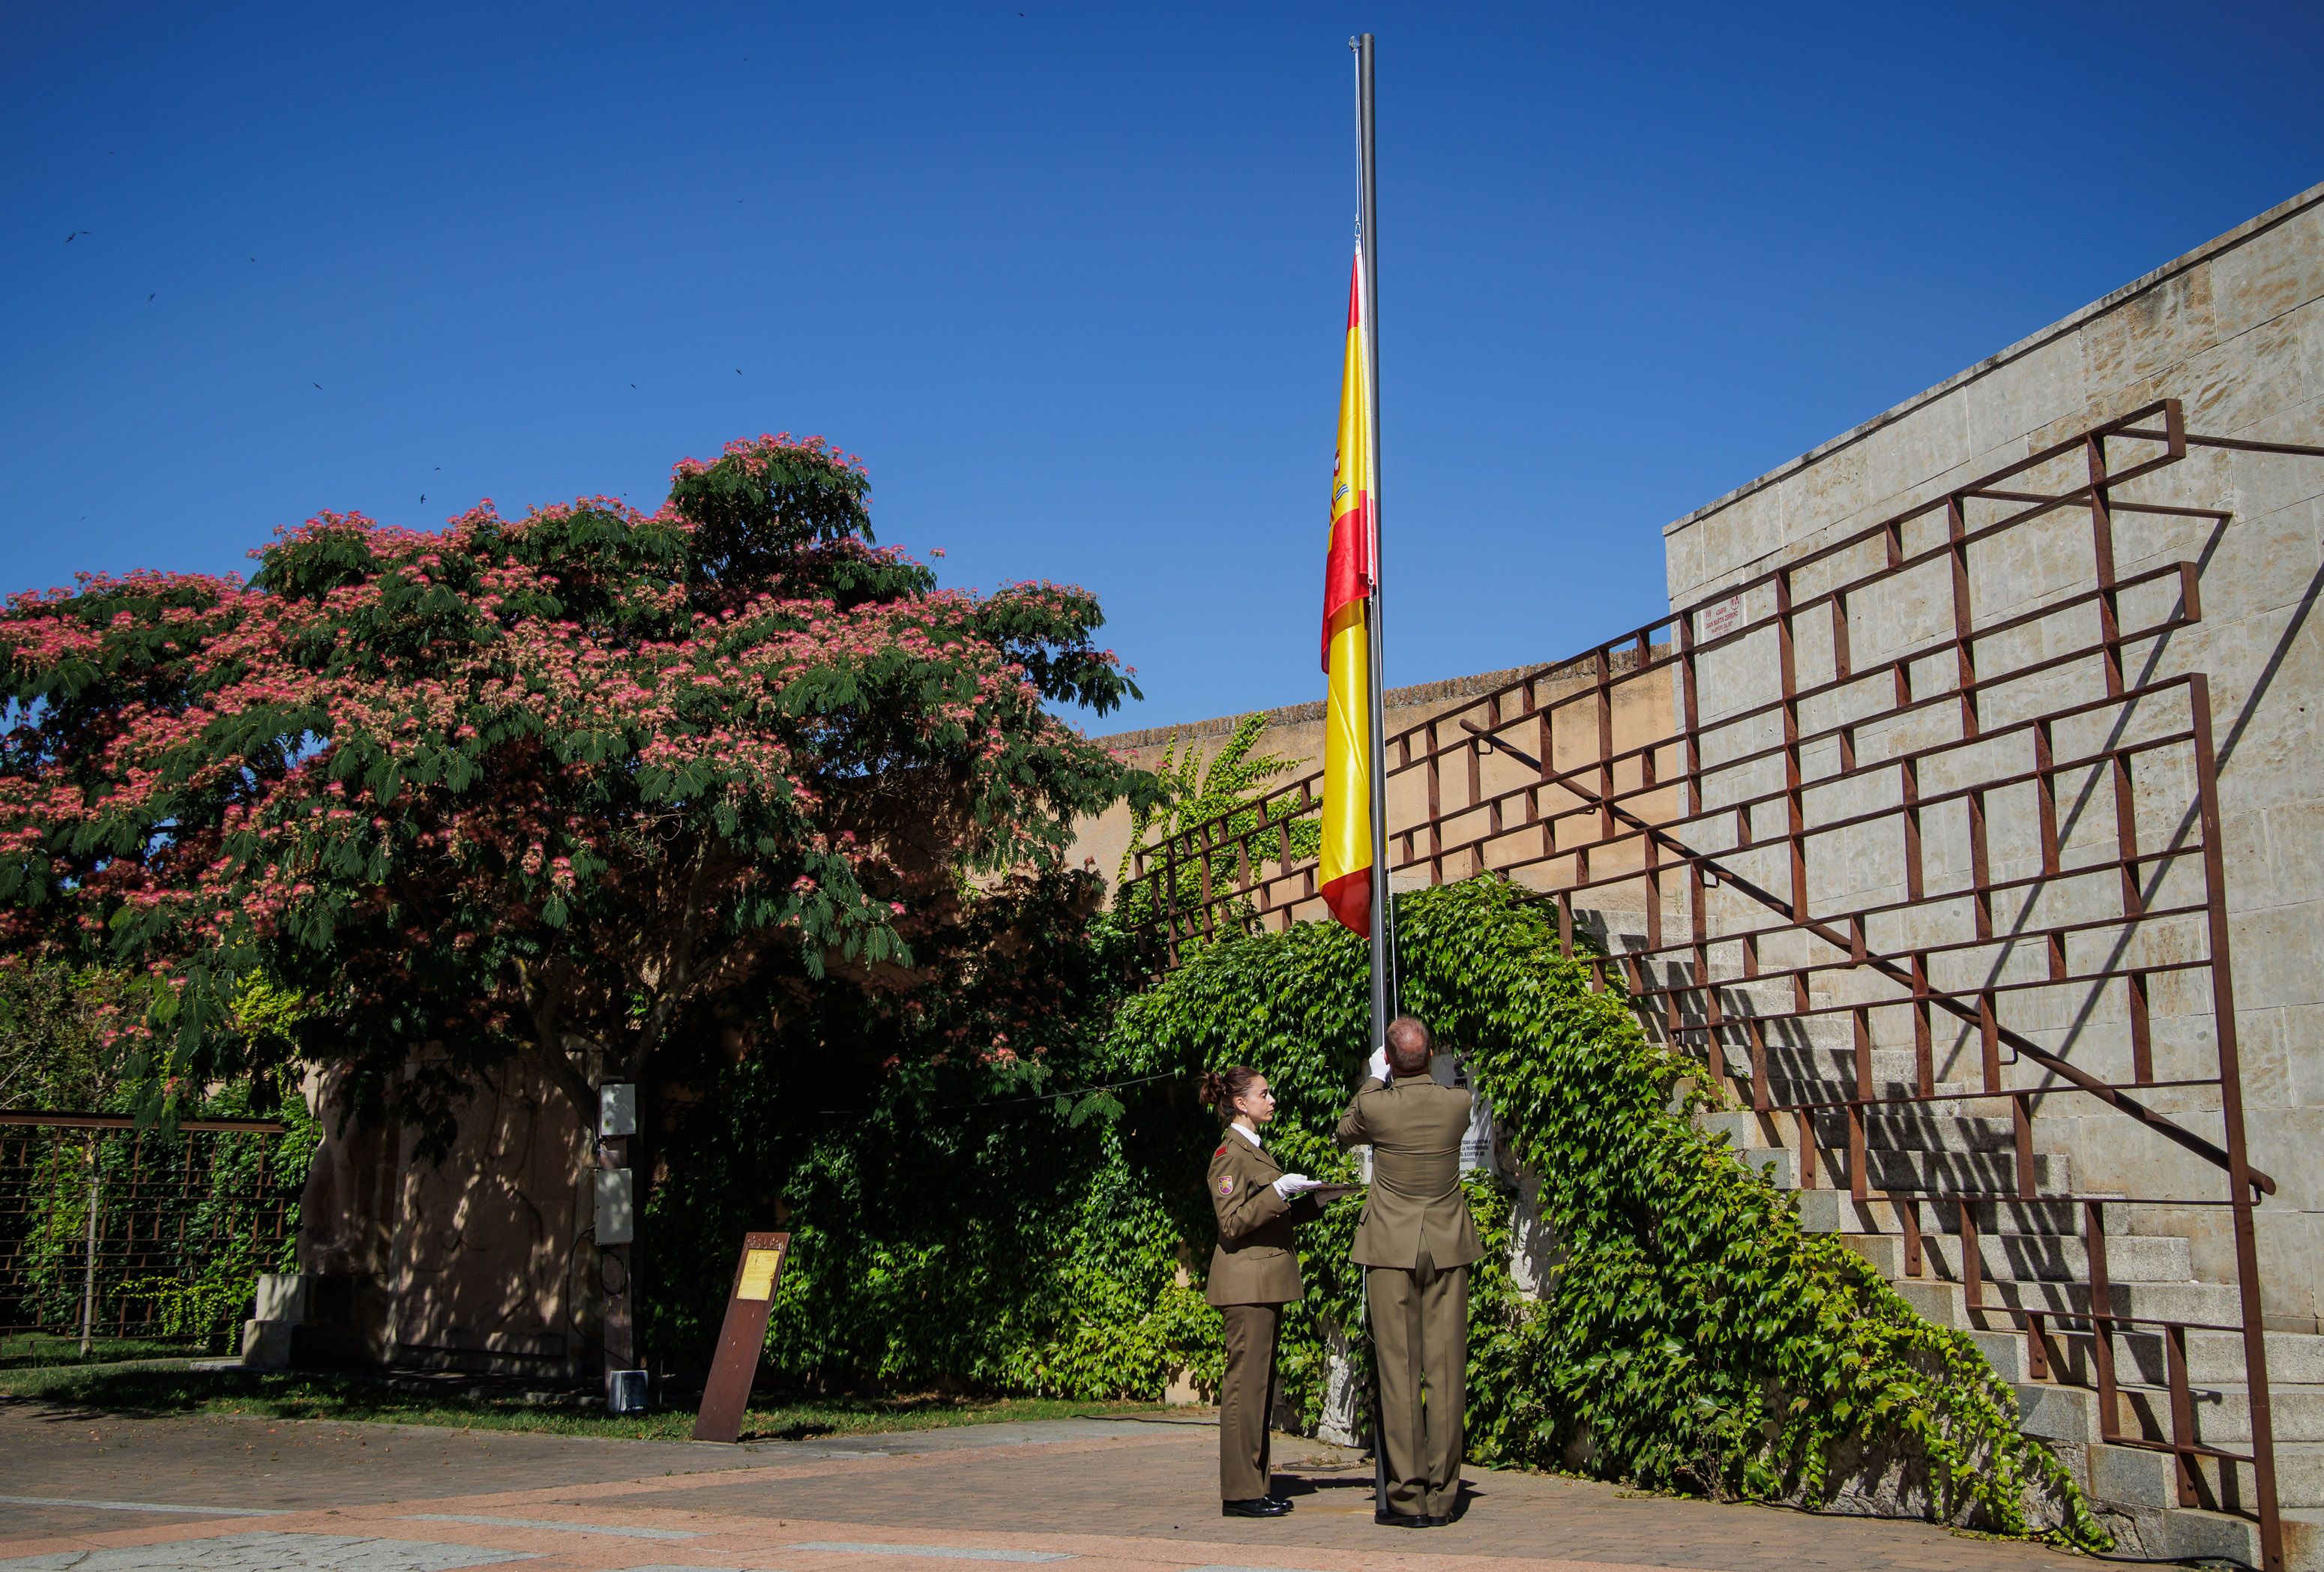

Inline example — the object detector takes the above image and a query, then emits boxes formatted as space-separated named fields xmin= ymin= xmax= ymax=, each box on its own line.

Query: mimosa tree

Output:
xmin=0 ymin=436 xmax=1150 ymax=1151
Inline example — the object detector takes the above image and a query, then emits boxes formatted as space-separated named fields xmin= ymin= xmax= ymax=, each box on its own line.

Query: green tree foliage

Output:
xmin=105 ymin=1079 xmax=318 ymax=1343
xmin=642 ymin=868 xmax=1211 ymax=1388
xmin=0 ymin=963 xmax=124 ymax=1111
xmin=0 ymin=436 xmax=1153 ymax=1153
xmin=0 ymin=966 xmax=316 ymax=1344
xmin=698 ymin=875 xmax=2098 ymax=1548
xmin=1114 ymin=714 xmax=1319 ymax=927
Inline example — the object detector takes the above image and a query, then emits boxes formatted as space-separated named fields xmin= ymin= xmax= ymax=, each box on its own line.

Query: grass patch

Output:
xmin=0 ymin=1362 xmax=1167 ymax=1443
xmin=0 ymin=1333 xmax=208 ymax=1371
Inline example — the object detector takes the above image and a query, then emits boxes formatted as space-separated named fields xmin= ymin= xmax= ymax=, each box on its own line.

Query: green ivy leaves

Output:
xmin=645 ymin=870 xmax=2103 ymax=1553
xmin=1113 ymin=876 xmax=2106 ymax=1550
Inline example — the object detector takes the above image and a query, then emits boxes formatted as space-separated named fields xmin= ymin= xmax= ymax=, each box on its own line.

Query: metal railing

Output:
xmin=0 ymin=1109 xmax=295 ymax=1348
xmin=1121 ymin=400 xmax=2324 ymax=1569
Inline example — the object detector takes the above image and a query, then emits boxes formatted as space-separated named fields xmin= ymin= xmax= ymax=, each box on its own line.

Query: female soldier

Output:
xmin=1201 ymin=1064 xmax=1325 ymax=1519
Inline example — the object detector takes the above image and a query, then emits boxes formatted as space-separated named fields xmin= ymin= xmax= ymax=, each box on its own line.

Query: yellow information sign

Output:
xmin=736 ymin=1246 xmax=785 ymax=1302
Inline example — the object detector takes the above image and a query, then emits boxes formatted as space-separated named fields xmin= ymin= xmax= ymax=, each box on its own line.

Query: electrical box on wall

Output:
xmin=594 ymin=1168 xmax=635 ymax=1245
xmin=599 ymin=1082 xmax=636 ymax=1139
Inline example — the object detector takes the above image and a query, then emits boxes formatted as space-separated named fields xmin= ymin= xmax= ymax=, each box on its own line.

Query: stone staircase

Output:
xmin=1684 ymin=1011 xmax=2324 ymax=1568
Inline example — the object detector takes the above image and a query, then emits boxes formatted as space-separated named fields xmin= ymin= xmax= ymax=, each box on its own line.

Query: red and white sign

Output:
xmin=1699 ymin=592 xmax=1743 ymax=642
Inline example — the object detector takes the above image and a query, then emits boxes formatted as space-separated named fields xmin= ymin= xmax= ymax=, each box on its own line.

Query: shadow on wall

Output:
xmin=291 ymin=1060 xmax=593 ymax=1376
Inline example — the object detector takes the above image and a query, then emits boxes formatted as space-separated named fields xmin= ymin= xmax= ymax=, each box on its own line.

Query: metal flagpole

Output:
xmin=1352 ymin=30 xmax=1394 ymax=1522
xmin=1355 ymin=36 xmax=1392 ymax=1052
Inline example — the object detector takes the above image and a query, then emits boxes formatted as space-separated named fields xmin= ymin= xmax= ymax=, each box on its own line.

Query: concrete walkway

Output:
xmin=0 ymin=1406 xmax=2102 ymax=1571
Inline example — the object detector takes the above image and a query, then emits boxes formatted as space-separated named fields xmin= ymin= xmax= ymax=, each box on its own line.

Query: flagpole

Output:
xmin=1354 ymin=31 xmax=1394 ymax=1054
xmin=1352 ymin=35 xmax=1395 ymax=1522
xmin=1357 ymin=30 xmax=1385 ymax=1055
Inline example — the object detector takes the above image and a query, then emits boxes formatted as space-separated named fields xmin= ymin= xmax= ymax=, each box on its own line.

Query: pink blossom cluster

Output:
xmin=0 ymin=439 xmax=1137 ymax=1091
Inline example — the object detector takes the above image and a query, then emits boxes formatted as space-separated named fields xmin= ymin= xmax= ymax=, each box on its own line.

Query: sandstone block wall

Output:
xmin=1661 ymin=182 xmax=2324 ymax=1329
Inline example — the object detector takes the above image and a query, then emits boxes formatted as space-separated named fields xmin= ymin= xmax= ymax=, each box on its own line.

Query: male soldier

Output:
xmin=1336 ymin=1014 xmax=1480 ymax=1528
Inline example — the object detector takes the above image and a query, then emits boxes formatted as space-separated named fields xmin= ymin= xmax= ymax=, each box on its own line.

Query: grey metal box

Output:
xmin=599 ymin=1082 xmax=636 ymax=1139
xmin=594 ymin=1168 xmax=635 ymax=1245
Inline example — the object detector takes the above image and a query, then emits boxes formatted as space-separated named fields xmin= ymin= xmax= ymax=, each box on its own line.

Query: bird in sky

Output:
xmin=66 ymin=231 xmax=87 ymax=242
xmin=421 ymin=495 xmax=427 ymax=503
xmin=148 ymin=293 xmax=154 ymax=301
xmin=735 ymin=368 xmax=742 ymax=375
xmin=313 ymin=382 xmax=322 ymax=390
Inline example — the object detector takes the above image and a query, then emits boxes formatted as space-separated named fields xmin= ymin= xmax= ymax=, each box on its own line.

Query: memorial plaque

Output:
xmin=691 ymin=1229 xmax=789 ymax=1442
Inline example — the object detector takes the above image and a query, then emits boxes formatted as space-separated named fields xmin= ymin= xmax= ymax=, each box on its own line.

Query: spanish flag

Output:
xmin=1321 ymin=249 xmax=1375 ymax=937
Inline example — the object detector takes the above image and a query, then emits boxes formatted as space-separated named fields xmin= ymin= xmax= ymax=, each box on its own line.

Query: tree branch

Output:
xmin=628 ymin=840 xmax=711 ymax=1079
xmin=514 ymin=954 xmax=596 ymax=1133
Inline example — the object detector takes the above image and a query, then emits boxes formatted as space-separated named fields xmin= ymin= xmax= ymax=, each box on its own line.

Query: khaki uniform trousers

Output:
xmin=1218 ymin=1302 xmax=1283 ymax=1501
xmin=1369 ymin=1256 xmax=1468 ymax=1519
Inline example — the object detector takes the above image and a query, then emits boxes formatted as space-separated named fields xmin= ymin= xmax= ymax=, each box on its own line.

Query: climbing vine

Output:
xmin=653 ymin=873 xmax=2101 ymax=1549
xmin=1113 ymin=714 xmax=1319 ymax=926
xmin=1113 ymin=876 xmax=2106 ymax=1547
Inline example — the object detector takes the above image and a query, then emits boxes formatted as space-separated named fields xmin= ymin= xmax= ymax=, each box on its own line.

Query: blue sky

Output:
xmin=4 ymin=2 xmax=2319 ymax=734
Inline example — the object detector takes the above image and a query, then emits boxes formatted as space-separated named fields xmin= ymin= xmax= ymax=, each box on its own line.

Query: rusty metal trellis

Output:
xmin=1122 ymin=400 xmax=2324 ymax=1571
xmin=0 ymin=1109 xmax=293 ymax=1346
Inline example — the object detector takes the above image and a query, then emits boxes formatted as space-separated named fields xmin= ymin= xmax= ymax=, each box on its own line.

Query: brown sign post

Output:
xmin=690 ymin=1230 xmax=789 ymax=1442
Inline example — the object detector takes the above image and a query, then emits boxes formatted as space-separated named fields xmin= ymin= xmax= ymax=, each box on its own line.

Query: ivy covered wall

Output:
xmin=646 ymin=876 xmax=2102 ymax=1548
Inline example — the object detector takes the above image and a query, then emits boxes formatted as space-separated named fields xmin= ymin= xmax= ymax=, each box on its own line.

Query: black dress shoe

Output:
xmin=1262 ymin=1493 xmax=1292 ymax=1508
xmin=1223 ymin=1498 xmax=1292 ymax=1518
xmin=1374 ymin=1511 xmax=1446 ymax=1527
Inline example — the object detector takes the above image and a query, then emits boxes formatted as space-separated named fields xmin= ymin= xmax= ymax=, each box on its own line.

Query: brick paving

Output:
xmin=0 ymin=1406 xmax=2103 ymax=1571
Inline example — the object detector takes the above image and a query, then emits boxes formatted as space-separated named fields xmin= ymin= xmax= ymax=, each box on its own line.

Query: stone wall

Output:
xmin=294 ymin=1060 xmax=595 ymax=1374
xmin=1074 ymin=666 xmax=1545 ymax=885
xmin=1660 ymin=181 xmax=2324 ymax=1330
xmin=1074 ymin=657 xmax=1679 ymax=930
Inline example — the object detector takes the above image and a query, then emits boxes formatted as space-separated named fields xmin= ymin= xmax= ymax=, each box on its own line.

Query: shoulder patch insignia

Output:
xmin=1217 ymin=1175 xmax=1235 ymax=1197
xmin=1214 ymin=1145 xmax=1226 ymax=1157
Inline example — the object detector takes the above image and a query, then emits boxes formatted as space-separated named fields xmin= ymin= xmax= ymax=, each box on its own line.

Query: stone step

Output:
xmin=2095 ymin=1439 xmax=2324 ymax=1513
xmin=2017 ymin=1379 xmax=2324 ymax=1447
xmin=1837 ymin=1146 xmax=2071 ymax=1193
xmin=1969 ymin=1326 xmax=2324 ymax=1390
xmin=1840 ymin=1229 xmax=2190 ymax=1284
xmin=1727 ymin=1145 xmax=1794 ymax=1187
xmin=1891 ymin=1275 xmax=2245 ymax=1328
xmin=1753 ymin=1041 xmax=1953 ymax=1079
xmin=1756 ymin=1074 xmax=1987 ymax=1106
xmin=1707 ymin=1094 xmax=2027 ymax=1145
xmin=2133 ymin=1503 xmax=2324 ymax=1571
xmin=1810 ymin=1108 xmax=2017 ymax=1153
xmin=1795 ymin=1190 xmax=2110 ymax=1238
xmin=1694 ymin=1110 xmax=1773 ymax=1148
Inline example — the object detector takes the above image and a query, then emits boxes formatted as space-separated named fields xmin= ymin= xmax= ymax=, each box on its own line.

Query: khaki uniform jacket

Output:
xmin=1205 ymin=1128 xmax=1309 ymax=1307
xmin=1335 ymin=1076 xmax=1484 ymax=1270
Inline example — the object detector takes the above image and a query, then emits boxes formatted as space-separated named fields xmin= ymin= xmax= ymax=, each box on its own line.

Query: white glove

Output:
xmin=1272 ymin=1173 xmax=1322 ymax=1199
xmin=1367 ymin=1047 xmax=1391 ymax=1083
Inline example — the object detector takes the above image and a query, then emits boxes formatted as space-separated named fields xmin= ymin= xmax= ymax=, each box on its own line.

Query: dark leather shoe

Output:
xmin=1375 ymin=1511 xmax=1430 ymax=1526
xmin=1223 ymin=1498 xmax=1292 ymax=1518
xmin=1262 ymin=1494 xmax=1292 ymax=1508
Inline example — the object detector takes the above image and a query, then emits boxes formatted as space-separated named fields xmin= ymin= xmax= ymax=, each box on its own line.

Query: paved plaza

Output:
xmin=0 ymin=1406 xmax=2102 ymax=1572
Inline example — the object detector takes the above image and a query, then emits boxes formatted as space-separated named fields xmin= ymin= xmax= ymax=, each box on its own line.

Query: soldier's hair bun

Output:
xmin=1199 ymin=1064 xmax=1263 ymax=1121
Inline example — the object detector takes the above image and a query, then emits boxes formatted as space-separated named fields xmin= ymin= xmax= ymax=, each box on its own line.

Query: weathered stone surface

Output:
xmin=1657 ymin=183 xmax=2324 ymax=1353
